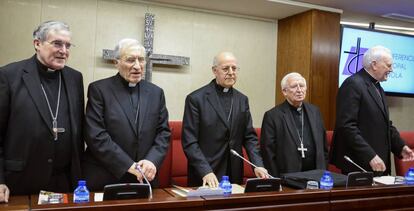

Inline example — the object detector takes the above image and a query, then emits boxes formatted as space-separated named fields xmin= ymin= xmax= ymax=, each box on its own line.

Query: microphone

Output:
xmin=344 ymin=155 xmax=368 ymax=173
xmin=230 ymin=149 xmax=274 ymax=178
xmin=135 ymin=164 xmax=153 ymax=199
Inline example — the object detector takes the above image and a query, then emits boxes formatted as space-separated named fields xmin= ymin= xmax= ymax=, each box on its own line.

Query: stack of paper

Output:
xmin=373 ymin=176 xmax=404 ymax=185
xmin=171 ymin=184 xmax=245 ymax=197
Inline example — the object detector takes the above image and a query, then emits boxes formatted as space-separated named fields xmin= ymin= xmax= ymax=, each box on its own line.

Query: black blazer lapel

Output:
xmin=21 ymin=58 xmax=53 ymax=135
xmin=281 ymin=102 xmax=301 ymax=148
xmin=206 ymin=84 xmax=229 ymax=129
xmin=229 ymin=91 xmax=240 ymax=138
xmin=111 ymin=76 xmax=138 ymax=137
xmin=360 ymin=70 xmax=387 ymax=118
xmin=303 ymin=103 xmax=322 ymax=161
xmin=379 ymin=86 xmax=389 ymax=117
xmin=138 ymin=81 xmax=149 ymax=137
xmin=367 ymin=82 xmax=387 ymax=118
xmin=61 ymin=69 xmax=78 ymax=136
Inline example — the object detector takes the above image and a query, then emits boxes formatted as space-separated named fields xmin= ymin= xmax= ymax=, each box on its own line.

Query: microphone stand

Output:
xmin=230 ymin=149 xmax=275 ymax=178
xmin=344 ymin=156 xmax=368 ymax=172
xmin=136 ymin=165 xmax=153 ymax=199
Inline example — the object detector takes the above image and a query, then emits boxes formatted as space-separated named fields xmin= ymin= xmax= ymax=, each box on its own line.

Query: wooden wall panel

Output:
xmin=276 ymin=11 xmax=312 ymax=104
xmin=276 ymin=10 xmax=340 ymax=130
xmin=310 ymin=10 xmax=340 ymax=130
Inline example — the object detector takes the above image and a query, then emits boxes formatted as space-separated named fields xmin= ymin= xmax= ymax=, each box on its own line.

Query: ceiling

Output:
xmin=140 ymin=0 xmax=414 ymax=27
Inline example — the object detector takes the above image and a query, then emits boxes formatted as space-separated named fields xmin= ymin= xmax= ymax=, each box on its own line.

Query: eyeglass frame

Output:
xmin=121 ymin=56 xmax=146 ymax=65
xmin=283 ymin=83 xmax=307 ymax=91
xmin=215 ymin=65 xmax=240 ymax=73
xmin=45 ymin=40 xmax=74 ymax=49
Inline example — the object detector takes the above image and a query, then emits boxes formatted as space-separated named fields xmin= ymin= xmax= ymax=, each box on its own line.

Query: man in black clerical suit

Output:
xmin=0 ymin=21 xmax=84 ymax=201
xmin=82 ymin=38 xmax=170 ymax=191
xmin=330 ymin=45 xmax=414 ymax=175
xmin=260 ymin=72 xmax=328 ymax=177
xmin=182 ymin=52 xmax=269 ymax=188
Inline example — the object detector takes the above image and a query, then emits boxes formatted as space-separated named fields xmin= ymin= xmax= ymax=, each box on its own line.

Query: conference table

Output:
xmin=2 ymin=184 xmax=414 ymax=210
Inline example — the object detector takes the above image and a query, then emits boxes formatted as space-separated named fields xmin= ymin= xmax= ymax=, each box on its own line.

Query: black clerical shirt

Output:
xmin=288 ymin=104 xmax=316 ymax=171
xmin=36 ymin=58 xmax=72 ymax=191
xmin=215 ymin=82 xmax=234 ymax=177
xmin=215 ymin=83 xmax=233 ymax=123
xmin=117 ymin=74 xmax=141 ymax=160
xmin=117 ymin=74 xmax=140 ymax=126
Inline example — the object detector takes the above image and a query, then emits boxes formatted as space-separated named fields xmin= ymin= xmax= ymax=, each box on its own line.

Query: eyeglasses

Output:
xmin=284 ymin=83 xmax=306 ymax=91
xmin=218 ymin=65 xmax=240 ymax=73
xmin=123 ymin=56 xmax=146 ymax=65
xmin=46 ymin=40 xmax=74 ymax=49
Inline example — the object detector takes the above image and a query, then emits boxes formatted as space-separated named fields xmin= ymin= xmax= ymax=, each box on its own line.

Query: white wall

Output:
xmin=0 ymin=0 xmax=277 ymax=127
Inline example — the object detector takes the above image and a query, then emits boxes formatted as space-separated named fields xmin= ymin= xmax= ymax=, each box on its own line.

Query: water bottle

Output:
xmin=219 ymin=176 xmax=232 ymax=196
xmin=73 ymin=180 xmax=90 ymax=203
xmin=405 ymin=167 xmax=414 ymax=185
xmin=319 ymin=171 xmax=334 ymax=190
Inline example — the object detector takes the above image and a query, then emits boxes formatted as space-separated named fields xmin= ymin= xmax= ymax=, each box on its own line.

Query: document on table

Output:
xmin=171 ymin=184 xmax=245 ymax=197
xmin=374 ymin=176 xmax=397 ymax=185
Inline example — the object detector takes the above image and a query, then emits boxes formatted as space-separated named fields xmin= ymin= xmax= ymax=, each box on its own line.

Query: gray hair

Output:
xmin=362 ymin=45 xmax=392 ymax=70
xmin=114 ymin=38 xmax=146 ymax=59
xmin=280 ymin=72 xmax=306 ymax=90
xmin=212 ymin=52 xmax=236 ymax=67
xmin=33 ymin=21 xmax=70 ymax=41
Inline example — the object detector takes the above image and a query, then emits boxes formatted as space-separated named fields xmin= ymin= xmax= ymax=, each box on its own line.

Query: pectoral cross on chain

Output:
xmin=297 ymin=142 xmax=308 ymax=158
xmin=52 ymin=119 xmax=65 ymax=141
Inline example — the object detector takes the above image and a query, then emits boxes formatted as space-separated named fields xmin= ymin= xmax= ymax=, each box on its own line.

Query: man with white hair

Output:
xmin=0 ymin=21 xmax=84 ymax=200
xmin=82 ymin=38 xmax=170 ymax=191
xmin=330 ymin=45 xmax=414 ymax=175
xmin=260 ymin=72 xmax=328 ymax=177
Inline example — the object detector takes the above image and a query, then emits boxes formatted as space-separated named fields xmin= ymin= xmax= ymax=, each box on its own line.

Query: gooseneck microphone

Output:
xmin=230 ymin=149 xmax=275 ymax=178
xmin=344 ymin=155 xmax=368 ymax=173
xmin=136 ymin=164 xmax=153 ymax=198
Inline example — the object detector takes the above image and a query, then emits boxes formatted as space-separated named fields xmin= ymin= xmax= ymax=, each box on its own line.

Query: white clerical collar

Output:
xmin=297 ymin=105 xmax=303 ymax=113
xmin=47 ymin=68 xmax=56 ymax=72
xmin=128 ymin=83 xmax=137 ymax=87
xmin=223 ymin=87 xmax=229 ymax=93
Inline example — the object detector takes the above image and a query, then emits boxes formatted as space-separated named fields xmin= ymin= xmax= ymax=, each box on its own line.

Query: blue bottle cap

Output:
xmin=78 ymin=180 xmax=86 ymax=186
xmin=222 ymin=176 xmax=229 ymax=180
xmin=407 ymin=168 xmax=414 ymax=176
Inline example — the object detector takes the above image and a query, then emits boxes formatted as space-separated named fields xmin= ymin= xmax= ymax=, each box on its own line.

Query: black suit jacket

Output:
xmin=82 ymin=74 xmax=170 ymax=191
xmin=260 ymin=101 xmax=328 ymax=177
xmin=182 ymin=80 xmax=264 ymax=186
xmin=0 ymin=55 xmax=84 ymax=194
xmin=330 ymin=69 xmax=405 ymax=174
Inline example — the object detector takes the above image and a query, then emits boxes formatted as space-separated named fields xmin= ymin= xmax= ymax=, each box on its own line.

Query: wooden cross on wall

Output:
xmin=102 ymin=13 xmax=190 ymax=81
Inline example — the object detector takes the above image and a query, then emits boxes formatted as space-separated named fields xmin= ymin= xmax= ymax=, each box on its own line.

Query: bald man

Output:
xmin=182 ymin=52 xmax=269 ymax=188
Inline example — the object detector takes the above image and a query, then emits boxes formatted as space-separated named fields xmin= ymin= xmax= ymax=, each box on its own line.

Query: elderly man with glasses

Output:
xmin=330 ymin=46 xmax=414 ymax=176
xmin=182 ymin=51 xmax=269 ymax=188
xmin=260 ymin=72 xmax=328 ymax=177
xmin=82 ymin=38 xmax=170 ymax=191
xmin=0 ymin=20 xmax=84 ymax=200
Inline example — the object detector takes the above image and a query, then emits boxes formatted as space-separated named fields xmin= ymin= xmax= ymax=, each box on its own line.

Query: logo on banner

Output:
xmin=342 ymin=37 xmax=367 ymax=76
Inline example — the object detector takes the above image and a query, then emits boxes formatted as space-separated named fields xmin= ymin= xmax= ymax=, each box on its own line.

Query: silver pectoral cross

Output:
xmin=297 ymin=142 xmax=308 ymax=158
xmin=52 ymin=119 xmax=65 ymax=141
